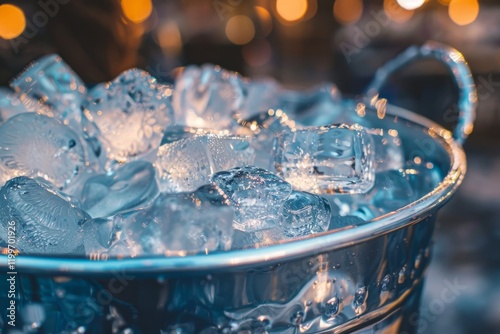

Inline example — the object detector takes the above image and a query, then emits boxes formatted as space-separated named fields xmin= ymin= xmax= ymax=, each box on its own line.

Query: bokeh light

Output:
xmin=449 ymin=0 xmax=479 ymax=26
xmin=276 ymin=0 xmax=308 ymax=23
xmin=396 ymin=0 xmax=426 ymax=10
xmin=157 ymin=23 xmax=182 ymax=55
xmin=243 ymin=39 xmax=272 ymax=67
xmin=0 ymin=4 xmax=26 ymax=40
xmin=121 ymin=0 xmax=153 ymax=23
xmin=226 ymin=15 xmax=255 ymax=45
xmin=385 ymin=0 xmax=414 ymax=23
xmin=437 ymin=0 xmax=452 ymax=5
xmin=255 ymin=6 xmax=273 ymax=36
xmin=334 ymin=0 xmax=363 ymax=25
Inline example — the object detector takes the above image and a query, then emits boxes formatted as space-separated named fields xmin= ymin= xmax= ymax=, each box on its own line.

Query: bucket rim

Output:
xmin=2 ymin=103 xmax=466 ymax=275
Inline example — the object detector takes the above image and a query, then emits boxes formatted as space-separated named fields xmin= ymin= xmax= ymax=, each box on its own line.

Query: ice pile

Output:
xmin=0 ymin=55 xmax=442 ymax=257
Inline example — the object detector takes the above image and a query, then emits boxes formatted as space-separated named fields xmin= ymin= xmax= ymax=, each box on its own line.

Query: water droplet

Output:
xmin=414 ymin=254 xmax=422 ymax=269
xmin=324 ymin=296 xmax=341 ymax=318
xmin=353 ymin=286 xmax=368 ymax=315
xmin=381 ymin=274 xmax=393 ymax=291
xmin=398 ymin=266 xmax=407 ymax=284
xmin=290 ymin=310 xmax=304 ymax=325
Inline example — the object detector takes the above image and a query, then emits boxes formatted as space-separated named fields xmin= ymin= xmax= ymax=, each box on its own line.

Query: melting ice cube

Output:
xmin=274 ymin=124 xmax=375 ymax=194
xmin=0 ymin=177 xmax=90 ymax=254
xmin=81 ymin=160 xmax=159 ymax=218
xmin=10 ymin=54 xmax=86 ymax=127
xmin=211 ymin=166 xmax=292 ymax=232
xmin=0 ymin=87 xmax=52 ymax=123
xmin=0 ymin=113 xmax=86 ymax=188
xmin=115 ymin=193 xmax=234 ymax=256
xmin=172 ymin=64 xmax=244 ymax=129
xmin=82 ymin=68 xmax=174 ymax=163
xmin=368 ymin=128 xmax=404 ymax=172
xmin=155 ymin=129 xmax=255 ymax=193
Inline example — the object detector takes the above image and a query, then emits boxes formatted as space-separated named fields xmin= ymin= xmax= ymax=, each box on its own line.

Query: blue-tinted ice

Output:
xmin=0 ymin=177 xmax=90 ymax=254
xmin=172 ymin=64 xmax=245 ymax=129
xmin=156 ymin=130 xmax=255 ymax=192
xmin=0 ymin=87 xmax=52 ymax=123
xmin=211 ymin=166 xmax=292 ymax=232
xmin=274 ymin=124 xmax=375 ymax=194
xmin=237 ymin=78 xmax=279 ymax=120
xmin=82 ymin=68 xmax=174 ymax=163
xmin=10 ymin=54 xmax=86 ymax=127
xmin=81 ymin=160 xmax=159 ymax=218
xmin=84 ymin=191 xmax=234 ymax=257
xmin=0 ymin=113 xmax=85 ymax=188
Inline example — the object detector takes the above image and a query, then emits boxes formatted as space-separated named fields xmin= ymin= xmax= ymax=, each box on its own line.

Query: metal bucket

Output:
xmin=0 ymin=42 xmax=477 ymax=334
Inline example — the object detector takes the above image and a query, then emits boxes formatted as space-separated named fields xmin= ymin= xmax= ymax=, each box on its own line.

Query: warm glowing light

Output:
xmin=0 ymin=4 xmax=26 ymax=40
xmin=449 ymin=0 xmax=479 ymax=26
xmin=157 ymin=23 xmax=182 ymax=55
xmin=437 ymin=0 xmax=452 ymax=5
xmin=255 ymin=6 xmax=273 ymax=36
xmin=242 ymin=39 xmax=272 ymax=67
xmin=226 ymin=15 xmax=255 ymax=45
xmin=384 ymin=0 xmax=414 ymax=23
xmin=121 ymin=0 xmax=153 ymax=23
xmin=276 ymin=0 xmax=308 ymax=23
xmin=334 ymin=0 xmax=363 ymax=25
xmin=396 ymin=0 xmax=425 ymax=10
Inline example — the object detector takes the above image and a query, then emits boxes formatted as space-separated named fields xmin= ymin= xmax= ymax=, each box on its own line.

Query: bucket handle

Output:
xmin=365 ymin=41 xmax=477 ymax=144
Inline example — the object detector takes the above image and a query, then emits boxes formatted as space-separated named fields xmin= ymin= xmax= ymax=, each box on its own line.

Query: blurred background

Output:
xmin=0 ymin=0 xmax=499 ymax=333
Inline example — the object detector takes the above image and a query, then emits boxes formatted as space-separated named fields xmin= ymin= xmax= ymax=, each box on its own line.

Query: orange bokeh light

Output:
xmin=334 ymin=0 xmax=363 ymax=25
xmin=449 ymin=0 xmax=479 ymax=26
xmin=0 ymin=4 xmax=26 ymax=40
xmin=121 ymin=0 xmax=153 ymax=23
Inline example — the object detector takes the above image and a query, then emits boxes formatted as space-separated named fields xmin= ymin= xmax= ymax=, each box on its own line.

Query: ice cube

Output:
xmin=235 ymin=109 xmax=295 ymax=169
xmin=0 ymin=87 xmax=52 ymax=123
xmin=118 ymin=193 xmax=234 ymax=255
xmin=83 ymin=217 xmax=117 ymax=258
xmin=274 ymin=124 xmax=375 ymax=194
xmin=244 ymin=191 xmax=332 ymax=247
xmin=155 ymin=130 xmax=254 ymax=193
xmin=172 ymin=64 xmax=244 ymax=129
xmin=211 ymin=166 xmax=292 ymax=232
xmin=0 ymin=113 xmax=86 ymax=188
xmin=278 ymin=83 xmax=342 ymax=127
xmin=0 ymin=177 xmax=90 ymax=254
xmin=281 ymin=191 xmax=332 ymax=237
xmin=82 ymin=68 xmax=174 ymax=163
xmin=236 ymin=78 xmax=280 ymax=120
xmin=81 ymin=160 xmax=159 ymax=218
xmin=10 ymin=54 xmax=86 ymax=128
xmin=405 ymin=162 xmax=442 ymax=197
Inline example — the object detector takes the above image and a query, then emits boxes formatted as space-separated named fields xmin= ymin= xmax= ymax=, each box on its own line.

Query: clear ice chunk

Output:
xmin=281 ymin=191 xmax=332 ymax=237
xmin=249 ymin=190 xmax=332 ymax=247
xmin=371 ymin=170 xmax=417 ymax=212
xmin=156 ymin=131 xmax=255 ymax=193
xmin=10 ymin=54 xmax=86 ymax=127
xmin=172 ymin=64 xmax=244 ymax=129
xmin=278 ymin=83 xmax=342 ymax=127
xmin=237 ymin=78 xmax=280 ymax=120
xmin=82 ymin=68 xmax=174 ymax=163
xmin=81 ymin=160 xmax=159 ymax=218
xmin=211 ymin=166 xmax=292 ymax=232
xmin=0 ymin=87 xmax=52 ymax=123
xmin=0 ymin=177 xmax=90 ymax=254
xmin=116 ymin=193 xmax=234 ymax=256
xmin=0 ymin=113 xmax=86 ymax=188
xmin=274 ymin=124 xmax=375 ymax=194
xmin=235 ymin=109 xmax=295 ymax=169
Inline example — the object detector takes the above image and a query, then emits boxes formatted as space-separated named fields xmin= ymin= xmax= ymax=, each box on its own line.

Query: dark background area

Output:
xmin=0 ymin=0 xmax=499 ymax=333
